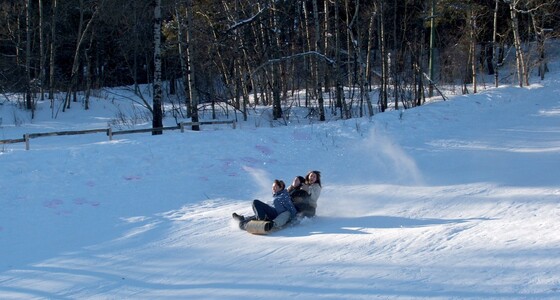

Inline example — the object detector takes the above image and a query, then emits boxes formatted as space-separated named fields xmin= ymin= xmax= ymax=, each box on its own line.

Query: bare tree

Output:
xmin=49 ymin=0 xmax=57 ymax=104
xmin=152 ymin=0 xmax=163 ymax=134
xmin=492 ymin=0 xmax=500 ymax=87
xmin=25 ymin=0 xmax=32 ymax=112
xmin=63 ymin=0 xmax=100 ymax=112
xmin=2 ymin=0 xmax=555 ymax=125
xmin=365 ymin=6 xmax=376 ymax=110
xmin=379 ymin=0 xmax=388 ymax=112
xmin=428 ymin=0 xmax=436 ymax=97
xmin=528 ymin=0 xmax=554 ymax=81
xmin=175 ymin=2 xmax=188 ymax=113
xmin=39 ymin=0 xmax=45 ymax=101
xmin=271 ymin=0 xmax=283 ymax=120
xmin=312 ymin=0 xmax=325 ymax=121
xmin=347 ymin=0 xmax=373 ymax=117
xmin=184 ymin=0 xmax=199 ymax=130
xmin=507 ymin=0 xmax=528 ymax=87
xmin=469 ymin=5 xmax=478 ymax=94
xmin=333 ymin=0 xmax=347 ymax=118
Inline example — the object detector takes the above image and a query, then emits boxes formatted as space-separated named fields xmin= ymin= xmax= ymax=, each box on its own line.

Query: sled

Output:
xmin=244 ymin=213 xmax=304 ymax=235
xmin=245 ymin=220 xmax=273 ymax=235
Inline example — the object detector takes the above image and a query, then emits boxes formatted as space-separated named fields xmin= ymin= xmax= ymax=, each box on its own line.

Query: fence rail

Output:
xmin=0 ymin=138 xmax=26 ymax=145
xmin=0 ymin=120 xmax=236 ymax=150
xmin=28 ymin=128 xmax=109 ymax=138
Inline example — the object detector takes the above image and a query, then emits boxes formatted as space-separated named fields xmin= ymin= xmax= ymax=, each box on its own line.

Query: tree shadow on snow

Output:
xmin=274 ymin=215 xmax=490 ymax=236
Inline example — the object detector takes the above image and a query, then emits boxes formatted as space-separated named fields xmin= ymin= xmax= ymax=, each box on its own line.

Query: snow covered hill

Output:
xmin=1 ymin=61 xmax=560 ymax=298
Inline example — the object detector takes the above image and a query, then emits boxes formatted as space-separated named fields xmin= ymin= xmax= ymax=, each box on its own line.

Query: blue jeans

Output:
xmin=236 ymin=200 xmax=276 ymax=230
xmin=252 ymin=199 xmax=278 ymax=221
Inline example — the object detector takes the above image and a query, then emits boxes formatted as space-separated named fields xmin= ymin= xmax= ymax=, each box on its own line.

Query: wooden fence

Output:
xmin=0 ymin=120 xmax=236 ymax=150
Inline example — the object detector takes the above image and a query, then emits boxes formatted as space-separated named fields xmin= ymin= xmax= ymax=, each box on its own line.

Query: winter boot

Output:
xmin=232 ymin=213 xmax=245 ymax=222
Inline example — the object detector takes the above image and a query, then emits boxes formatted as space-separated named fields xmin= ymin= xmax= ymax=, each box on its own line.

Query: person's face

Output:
xmin=308 ymin=172 xmax=317 ymax=184
xmin=272 ymin=183 xmax=281 ymax=193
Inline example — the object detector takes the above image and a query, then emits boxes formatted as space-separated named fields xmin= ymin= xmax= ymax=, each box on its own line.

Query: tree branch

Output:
xmin=226 ymin=5 xmax=268 ymax=33
xmin=250 ymin=51 xmax=335 ymax=77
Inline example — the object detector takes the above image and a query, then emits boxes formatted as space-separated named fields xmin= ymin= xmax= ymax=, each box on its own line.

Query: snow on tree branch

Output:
xmin=250 ymin=51 xmax=335 ymax=77
xmin=226 ymin=5 xmax=268 ymax=33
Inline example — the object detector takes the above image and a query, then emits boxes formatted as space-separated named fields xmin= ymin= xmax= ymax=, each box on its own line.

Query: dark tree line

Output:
xmin=0 ymin=0 xmax=558 ymax=125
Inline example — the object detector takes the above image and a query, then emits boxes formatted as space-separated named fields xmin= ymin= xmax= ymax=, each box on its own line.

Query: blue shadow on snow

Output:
xmin=274 ymin=215 xmax=490 ymax=236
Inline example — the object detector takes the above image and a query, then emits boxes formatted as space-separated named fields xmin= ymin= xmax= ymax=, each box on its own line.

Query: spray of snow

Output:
xmin=242 ymin=165 xmax=272 ymax=200
xmin=363 ymin=125 xmax=424 ymax=186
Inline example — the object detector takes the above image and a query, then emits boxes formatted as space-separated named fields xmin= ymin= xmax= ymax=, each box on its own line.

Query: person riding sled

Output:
xmin=232 ymin=179 xmax=297 ymax=232
xmin=287 ymin=170 xmax=322 ymax=218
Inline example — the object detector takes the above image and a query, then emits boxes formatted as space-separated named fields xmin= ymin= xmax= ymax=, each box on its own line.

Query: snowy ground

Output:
xmin=1 ymin=63 xmax=560 ymax=298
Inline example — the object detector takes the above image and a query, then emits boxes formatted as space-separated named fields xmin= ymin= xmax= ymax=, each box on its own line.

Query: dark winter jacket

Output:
xmin=272 ymin=189 xmax=297 ymax=219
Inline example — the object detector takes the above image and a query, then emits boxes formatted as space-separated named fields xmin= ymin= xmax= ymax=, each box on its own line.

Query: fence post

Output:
xmin=232 ymin=121 xmax=236 ymax=129
xmin=108 ymin=128 xmax=113 ymax=141
xmin=180 ymin=122 xmax=184 ymax=133
xmin=24 ymin=134 xmax=30 ymax=150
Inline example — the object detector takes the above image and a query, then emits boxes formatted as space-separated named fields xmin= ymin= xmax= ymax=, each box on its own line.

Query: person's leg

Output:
xmin=232 ymin=213 xmax=244 ymax=221
xmin=252 ymin=200 xmax=278 ymax=220
xmin=233 ymin=212 xmax=258 ymax=230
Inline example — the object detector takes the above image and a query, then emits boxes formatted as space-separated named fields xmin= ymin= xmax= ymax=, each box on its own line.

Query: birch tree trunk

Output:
xmin=39 ymin=0 xmax=45 ymax=101
xmin=344 ymin=0 xmax=352 ymax=92
xmin=470 ymin=7 xmax=477 ymax=94
xmin=49 ymin=0 xmax=57 ymax=105
xmin=392 ymin=0 xmax=398 ymax=110
xmin=303 ymin=1 xmax=313 ymax=106
xmin=152 ymin=0 xmax=164 ymax=134
xmin=322 ymin=0 xmax=330 ymax=110
xmin=185 ymin=0 xmax=199 ymax=130
xmin=25 ymin=0 xmax=32 ymax=112
xmin=492 ymin=0 xmax=499 ymax=87
xmin=132 ymin=5 xmax=140 ymax=95
xmin=365 ymin=10 xmax=375 ymax=115
xmin=379 ymin=0 xmax=388 ymax=112
xmin=312 ymin=0 xmax=325 ymax=121
xmin=176 ymin=4 xmax=188 ymax=113
xmin=428 ymin=0 xmax=436 ymax=97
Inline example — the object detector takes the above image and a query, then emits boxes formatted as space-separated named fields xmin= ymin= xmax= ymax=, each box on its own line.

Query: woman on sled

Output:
xmin=287 ymin=170 xmax=322 ymax=218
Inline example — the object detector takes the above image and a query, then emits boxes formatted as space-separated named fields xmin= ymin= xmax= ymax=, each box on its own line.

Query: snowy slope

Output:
xmin=1 ymin=62 xmax=560 ymax=298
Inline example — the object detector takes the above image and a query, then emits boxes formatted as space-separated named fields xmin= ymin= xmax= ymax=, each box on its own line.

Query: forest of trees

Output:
xmin=0 ymin=0 xmax=558 ymax=127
